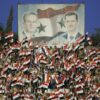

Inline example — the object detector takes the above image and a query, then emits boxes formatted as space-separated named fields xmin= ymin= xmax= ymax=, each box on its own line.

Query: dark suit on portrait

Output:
xmin=48 ymin=32 xmax=82 ymax=46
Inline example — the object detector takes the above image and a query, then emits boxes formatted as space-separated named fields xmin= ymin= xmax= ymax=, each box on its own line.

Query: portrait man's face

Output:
xmin=65 ymin=14 xmax=78 ymax=33
xmin=24 ymin=14 xmax=38 ymax=33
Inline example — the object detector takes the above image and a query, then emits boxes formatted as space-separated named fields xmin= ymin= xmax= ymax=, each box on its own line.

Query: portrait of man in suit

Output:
xmin=63 ymin=12 xmax=81 ymax=42
xmin=21 ymin=12 xmax=38 ymax=41
xmin=48 ymin=12 xmax=82 ymax=45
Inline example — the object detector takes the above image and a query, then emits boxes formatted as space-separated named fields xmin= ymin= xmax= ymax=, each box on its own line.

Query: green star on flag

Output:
xmin=37 ymin=23 xmax=46 ymax=33
xmin=58 ymin=18 xmax=65 ymax=28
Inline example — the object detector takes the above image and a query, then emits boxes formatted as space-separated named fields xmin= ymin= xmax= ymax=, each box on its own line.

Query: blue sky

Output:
xmin=0 ymin=0 xmax=100 ymax=35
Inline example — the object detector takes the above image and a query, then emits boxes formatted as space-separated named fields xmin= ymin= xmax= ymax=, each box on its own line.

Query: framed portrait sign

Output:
xmin=18 ymin=4 xmax=85 ymax=47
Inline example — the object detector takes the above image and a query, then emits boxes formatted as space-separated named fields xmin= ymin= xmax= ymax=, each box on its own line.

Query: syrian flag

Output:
xmin=32 ymin=78 xmax=38 ymax=83
xmin=19 ymin=50 xmax=26 ymax=57
xmin=3 ymin=42 xmax=8 ymax=48
xmin=88 ymin=49 xmax=96 ymax=57
xmin=0 ymin=74 xmax=6 ymax=79
xmin=75 ymin=81 xmax=84 ymax=88
xmin=47 ymin=93 xmax=57 ymax=100
xmin=39 ymin=59 xmax=48 ymax=64
xmin=21 ymin=37 xmax=28 ymax=45
xmin=56 ymin=82 xmax=64 ymax=88
xmin=57 ymin=92 xmax=64 ymax=98
xmin=25 ymin=50 xmax=31 ymax=56
xmin=93 ymin=56 xmax=99 ymax=61
xmin=42 ymin=46 xmax=51 ymax=56
xmin=13 ymin=93 xmax=20 ymax=100
xmin=5 ymin=32 xmax=14 ymax=39
xmin=11 ymin=81 xmax=24 ymax=87
xmin=88 ymin=65 xmax=95 ymax=72
xmin=94 ymin=58 xmax=100 ymax=64
xmin=39 ymin=82 xmax=49 ymax=89
xmin=10 ymin=43 xmax=20 ymax=51
xmin=13 ymin=73 xmax=22 ymax=81
xmin=21 ymin=65 xmax=29 ymax=72
xmin=75 ymin=87 xmax=84 ymax=94
xmin=49 ymin=66 xmax=54 ymax=70
xmin=1 ymin=64 xmax=10 ymax=75
xmin=7 ymin=49 xmax=13 ymax=56
xmin=78 ymin=61 xmax=85 ymax=66
xmin=73 ymin=42 xmax=80 ymax=51
xmin=52 ymin=49 xmax=59 ymax=57
xmin=22 ymin=94 xmax=34 ymax=100
xmin=76 ymin=35 xmax=85 ymax=44
xmin=23 ymin=57 xmax=30 ymax=65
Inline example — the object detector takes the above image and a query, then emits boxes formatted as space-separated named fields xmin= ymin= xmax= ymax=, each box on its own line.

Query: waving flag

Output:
xmin=10 ymin=43 xmax=20 ymax=51
xmin=19 ymin=49 xmax=26 ymax=57
xmin=39 ymin=82 xmax=49 ymax=89
xmin=75 ymin=87 xmax=84 ymax=94
xmin=22 ymin=94 xmax=34 ymax=100
xmin=76 ymin=35 xmax=85 ymax=44
xmin=23 ymin=57 xmax=30 ymax=65
xmin=13 ymin=92 xmax=20 ymax=100
xmin=47 ymin=93 xmax=57 ymax=100
xmin=88 ymin=49 xmax=96 ymax=57
xmin=42 ymin=46 xmax=51 ymax=56
xmin=11 ymin=80 xmax=24 ymax=87
xmin=5 ymin=32 xmax=14 ymax=39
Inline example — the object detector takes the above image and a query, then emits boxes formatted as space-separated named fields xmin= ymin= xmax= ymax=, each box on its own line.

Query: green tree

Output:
xmin=91 ymin=28 xmax=100 ymax=46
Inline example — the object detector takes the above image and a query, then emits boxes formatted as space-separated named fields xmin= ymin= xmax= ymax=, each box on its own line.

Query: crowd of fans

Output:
xmin=0 ymin=32 xmax=100 ymax=100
